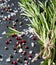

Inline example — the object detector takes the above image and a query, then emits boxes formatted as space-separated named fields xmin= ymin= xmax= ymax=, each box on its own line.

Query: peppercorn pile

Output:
xmin=0 ymin=0 xmax=41 ymax=65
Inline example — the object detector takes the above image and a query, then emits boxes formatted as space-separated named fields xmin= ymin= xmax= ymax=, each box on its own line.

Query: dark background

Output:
xmin=0 ymin=0 xmax=42 ymax=65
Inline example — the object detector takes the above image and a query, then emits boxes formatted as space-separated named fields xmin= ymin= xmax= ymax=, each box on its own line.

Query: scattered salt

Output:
xmin=2 ymin=31 xmax=6 ymax=35
xmin=6 ymin=57 xmax=11 ymax=62
xmin=19 ymin=48 xmax=23 ymax=53
xmin=31 ymin=42 xmax=34 ymax=47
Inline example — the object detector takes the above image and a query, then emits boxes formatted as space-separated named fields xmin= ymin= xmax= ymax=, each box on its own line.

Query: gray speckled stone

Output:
xmin=0 ymin=0 xmax=42 ymax=65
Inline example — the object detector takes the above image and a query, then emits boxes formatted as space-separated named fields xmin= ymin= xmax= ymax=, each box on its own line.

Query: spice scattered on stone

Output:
xmin=31 ymin=42 xmax=35 ymax=47
xmin=6 ymin=57 xmax=11 ymax=63
xmin=0 ymin=0 xmax=39 ymax=65
xmin=18 ymin=48 xmax=23 ymax=53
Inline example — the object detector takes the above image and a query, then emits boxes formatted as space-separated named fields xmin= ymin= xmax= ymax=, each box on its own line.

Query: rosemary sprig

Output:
xmin=6 ymin=27 xmax=21 ymax=36
xmin=19 ymin=0 xmax=56 ymax=65
xmin=7 ymin=0 xmax=56 ymax=65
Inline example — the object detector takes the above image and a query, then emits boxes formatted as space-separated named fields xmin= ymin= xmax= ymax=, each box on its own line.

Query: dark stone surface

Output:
xmin=0 ymin=0 xmax=42 ymax=65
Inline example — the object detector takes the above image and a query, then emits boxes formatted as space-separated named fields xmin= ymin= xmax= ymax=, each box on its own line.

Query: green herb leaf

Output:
xmin=6 ymin=27 xmax=21 ymax=36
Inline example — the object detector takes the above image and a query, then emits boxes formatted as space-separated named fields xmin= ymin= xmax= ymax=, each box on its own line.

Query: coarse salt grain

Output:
xmin=4 ymin=16 xmax=7 ymax=19
xmin=10 ymin=12 xmax=16 ymax=16
xmin=8 ymin=15 xmax=11 ymax=18
xmin=2 ymin=31 xmax=6 ymax=35
xmin=6 ymin=57 xmax=11 ymax=62
xmin=0 ymin=58 xmax=3 ymax=61
xmin=29 ymin=50 xmax=32 ymax=54
xmin=18 ymin=48 xmax=23 ymax=53
xmin=28 ymin=27 xmax=34 ymax=33
xmin=31 ymin=42 xmax=34 ymax=47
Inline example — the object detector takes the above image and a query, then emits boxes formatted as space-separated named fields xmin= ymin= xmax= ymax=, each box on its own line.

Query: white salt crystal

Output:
xmin=0 ymin=58 xmax=3 ymax=61
xmin=28 ymin=58 xmax=32 ymax=60
xmin=29 ymin=50 xmax=32 ymax=54
xmin=18 ymin=44 xmax=21 ymax=48
xmin=31 ymin=42 xmax=34 ymax=47
xmin=6 ymin=57 xmax=11 ymax=62
xmin=19 ymin=48 xmax=23 ymax=53
xmin=29 ymin=35 xmax=33 ymax=38
xmin=4 ymin=16 xmax=7 ymax=19
xmin=24 ymin=64 xmax=27 ymax=65
xmin=2 ymin=31 xmax=6 ymax=35
xmin=11 ymin=13 xmax=16 ymax=16
xmin=28 ymin=27 xmax=34 ymax=33
xmin=17 ymin=34 xmax=21 ymax=37
xmin=12 ymin=21 xmax=16 ymax=26
xmin=8 ymin=15 xmax=10 ymax=18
